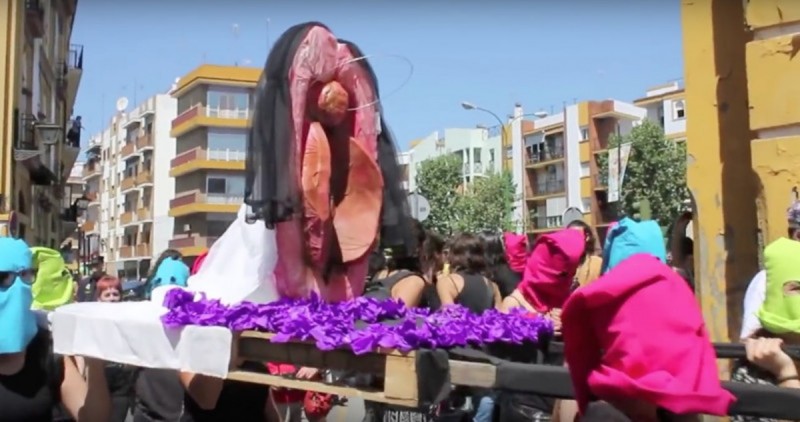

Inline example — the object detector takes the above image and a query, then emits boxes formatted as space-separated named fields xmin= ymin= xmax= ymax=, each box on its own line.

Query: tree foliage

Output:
xmin=414 ymin=154 xmax=464 ymax=235
xmin=455 ymin=171 xmax=516 ymax=233
xmin=414 ymin=155 xmax=516 ymax=235
xmin=597 ymin=119 xmax=689 ymax=224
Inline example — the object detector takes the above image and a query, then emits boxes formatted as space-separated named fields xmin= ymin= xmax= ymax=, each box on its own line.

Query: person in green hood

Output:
xmin=30 ymin=247 xmax=75 ymax=311
xmin=731 ymin=237 xmax=800 ymax=422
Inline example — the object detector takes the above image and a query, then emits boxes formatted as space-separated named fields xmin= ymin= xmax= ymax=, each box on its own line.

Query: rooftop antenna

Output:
xmin=232 ymin=23 xmax=240 ymax=66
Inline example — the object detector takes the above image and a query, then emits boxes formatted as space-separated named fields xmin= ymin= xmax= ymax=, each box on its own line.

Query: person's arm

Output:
xmin=500 ymin=289 xmax=531 ymax=313
xmin=179 ymin=372 xmax=225 ymax=410
xmin=61 ymin=356 xmax=111 ymax=421
xmin=391 ymin=275 xmax=426 ymax=308
xmin=436 ymin=274 xmax=460 ymax=306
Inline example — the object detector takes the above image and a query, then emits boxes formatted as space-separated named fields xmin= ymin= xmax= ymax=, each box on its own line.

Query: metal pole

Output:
xmin=617 ymin=142 xmax=622 ymax=215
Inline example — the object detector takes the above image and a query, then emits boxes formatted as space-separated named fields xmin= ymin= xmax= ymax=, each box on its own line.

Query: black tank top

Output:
xmin=452 ymin=272 xmax=494 ymax=314
xmin=0 ymin=329 xmax=60 ymax=422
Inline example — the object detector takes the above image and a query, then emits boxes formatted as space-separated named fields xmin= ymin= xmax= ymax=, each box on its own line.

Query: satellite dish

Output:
xmin=116 ymin=97 xmax=129 ymax=113
xmin=562 ymin=207 xmax=584 ymax=226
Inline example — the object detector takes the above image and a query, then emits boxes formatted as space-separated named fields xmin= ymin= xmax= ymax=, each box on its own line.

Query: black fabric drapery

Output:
xmin=245 ymin=22 xmax=328 ymax=228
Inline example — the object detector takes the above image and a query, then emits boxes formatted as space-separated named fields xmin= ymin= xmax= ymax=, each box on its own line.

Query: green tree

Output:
xmin=597 ymin=119 xmax=689 ymax=224
xmin=414 ymin=154 xmax=464 ymax=235
xmin=455 ymin=171 xmax=517 ymax=233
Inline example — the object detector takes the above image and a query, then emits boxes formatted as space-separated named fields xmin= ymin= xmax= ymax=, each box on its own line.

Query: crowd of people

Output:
xmin=0 ymin=206 xmax=797 ymax=421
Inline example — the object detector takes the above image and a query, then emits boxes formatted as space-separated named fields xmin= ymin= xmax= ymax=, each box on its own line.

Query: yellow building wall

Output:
xmin=0 ymin=0 xmax=21 ymax=228
xmin=746 ymin=0 xmax=800 ymax=243
xmin=681 ymin=0 xmax=759 ymax=345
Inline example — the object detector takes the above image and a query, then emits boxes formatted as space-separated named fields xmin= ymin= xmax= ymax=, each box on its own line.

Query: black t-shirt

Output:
xmin=180 ymin=362 xmax=270 ymax=422
xmin=133 ymin=368 xmax=184 ymax=422
xmin=0 ymin=329 xmax=63 ymax=422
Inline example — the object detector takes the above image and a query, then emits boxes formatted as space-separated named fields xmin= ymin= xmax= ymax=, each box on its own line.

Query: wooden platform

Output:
xmin=227 ymin=331 xmax=497 ymax=407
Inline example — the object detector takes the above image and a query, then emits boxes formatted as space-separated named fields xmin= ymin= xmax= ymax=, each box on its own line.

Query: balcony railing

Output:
xmin=136 ymin=133 xmax=153 ymax=149
xmin=67 ymin=44 xmax=84 ymax=70
xmin=172 ymin=105 xmax=253 ymax=129
xmin=121 ymin=141 xmax=136 ymax=157
xmin=171 ymin=147 xmax=246 ymax=168
xmin=168 ymin=236 xmax=219 ymax=250
xmin=120 ymin=211 xmax=136 ymax=225
xmin=527 ymin=145 xmax=565 ymax=165
xmin=169 ymin=190 xmax=244 ymax=209
xmin=120 ymin=176 xmax=136 ymax=191
xmin=529 ymin=216 xmax=563 ymax=230
xmin=136 ymin=170 xmax=153 ymax=185
xmin=532 ymin=179 xmax=565 ymax=196
xmin=136 ymin=207 xmax=152 ymax=221
xmin=135 ymin=243 xmax=151 ymax=258
xmin=119 ymin=246 xmax=134 ymax=259
xmin=595 ymin=173 xmax=608 ymax=188
xmin=461 ymin=162 xmax=484 ymax=175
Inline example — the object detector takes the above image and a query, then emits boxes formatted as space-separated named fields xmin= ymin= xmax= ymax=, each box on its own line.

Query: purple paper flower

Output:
xmin=160 ymin=289 xmax=553 ymax=354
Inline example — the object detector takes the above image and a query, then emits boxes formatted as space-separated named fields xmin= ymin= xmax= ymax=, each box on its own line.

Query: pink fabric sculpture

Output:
xmin=517 ymin=229 xmax=585 ymax=313
xmin=503 ymin=232 xmax=527 ymax=274
xmin=561 ymin=253 xmax=735 ymax=416
xmin=243 ymin=22 xmax=411 ymax=303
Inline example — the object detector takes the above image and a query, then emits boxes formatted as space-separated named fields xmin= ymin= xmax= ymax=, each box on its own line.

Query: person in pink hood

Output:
xmin=500 ymin=229 xmax=586 ymax=330
xmin=503 ymin=232 xmax=528 ymax=274
xmin=561 ymin=252 xmax=734 ymax=420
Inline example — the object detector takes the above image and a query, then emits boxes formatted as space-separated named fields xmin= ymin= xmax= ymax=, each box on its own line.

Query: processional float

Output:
xmin=51 ymin=22 xmax=800 ymax=420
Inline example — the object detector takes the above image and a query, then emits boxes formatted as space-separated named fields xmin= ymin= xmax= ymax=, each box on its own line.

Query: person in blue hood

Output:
xmin=132 ymin=252 xmax=191 ymax=422
xmin=602 ymin=217 xmax=668 ymax=274
xmin=0 ymin=237 xmax=110 ymax=421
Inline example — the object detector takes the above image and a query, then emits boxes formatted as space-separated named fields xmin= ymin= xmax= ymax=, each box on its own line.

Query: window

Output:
xmin=207 ymin=129 xmax=247 ymax=152
xmin=580 ymin=127 xmax=589 ymax=141
xmin=582 ymin=197 xmax=593 ymax=213
xmin=673 ymin=100 xmax=686 ymax=120
xmin=505 ymin=145 xmax=513 ymax=159
xmin=207 ymin=89 xmax=250 ymax=118
xmin=207 ymin=177 xmax=227 ymax=195
xmin=580 ymin=162 xmax=590 ymax=178
xmin=208 ymin=220 xmax=233 ymax=237
xmin=206 ymin=175 xmax=245 ymax=196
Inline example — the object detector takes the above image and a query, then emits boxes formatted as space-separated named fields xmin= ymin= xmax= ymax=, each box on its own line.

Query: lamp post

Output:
xmin=461 ymin=101 xmax=548 ymax=233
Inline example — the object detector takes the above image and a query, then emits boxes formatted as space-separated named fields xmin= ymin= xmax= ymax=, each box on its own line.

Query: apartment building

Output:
xmin=0 ymin=0 xmax=83 ymax=247
xmin=633 ymin=81 xmax=686 ymax=141
xmin=522 ymin=100 xmax=646 ymax=241
xmin=83 ymin=94 xmax=177 ymax=279
xmin=168 ymin=64 xmax=261 ymax=259
xmin=406 ymin=128 xmax=506 ymax=193
xmin=61 ymin=160 xmax=84 ymax=270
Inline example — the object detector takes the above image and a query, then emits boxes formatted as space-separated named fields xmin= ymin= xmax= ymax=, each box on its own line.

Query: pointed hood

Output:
xmin=562 ymin=254 xmax=734 ymax=416
xmin=518 ymin=229 xmax=585 ymax=313
xmin=758 ymin=237 xmax=800 ymax=334
xmin=503 ymin=232 xmax=527 ymax=274
xmin=601 ymin=217 xmax=666 ymax=274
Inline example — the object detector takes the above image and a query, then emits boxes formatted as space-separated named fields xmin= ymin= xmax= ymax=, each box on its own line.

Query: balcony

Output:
xmin=531 ymin=179 xmax=566 ymax=197
xmin=120 ymin=141 xmax=136 ymax=158
xmin=136 ymin=170 xmax=153 ymax=185
xmin=136 ymin=207 xmax=152 ymax=221
xmin=82 ymin=163 xmax=101 ymax=180
xmin=168 ymin=236 xmax=219 ymax=256
xmin=119 ymin=246 xmax=135 ymax=259
xmin=168 ymin=190 xmax=243 ymax=217
xmin=135 ymin=243 xmax=152 ymax=258
xmin=13 ymin=114 xmax=57 ymax=185
xmin=528 ymin=216 xmax=563 ymax=232
xmin=63 ymin=44 xmax=83 ymax=114
xmin=170 ymin=105 xmax=252 ymax=138
xmin=25 ymin=0 xmax=44 ymax=38
xmin=136 ymin=133 xmax=153 ymax=150
xmin=120 ymin=175 xmax=136 ymax=192
xmin=120 ymin=211 xmax=136 ymax=225
xmin=461 ymin=162 xmax=485 ymax=175
xmin=169 ymin=147 xmax=246 ymax=178
xmin=526 ymin=145 xmax=565 ymax=166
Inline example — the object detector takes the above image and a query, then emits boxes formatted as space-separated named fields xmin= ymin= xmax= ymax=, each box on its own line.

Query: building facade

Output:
xmin=633 ymin=81 xmax=686 ymax=141
xmin=82 ymin=94 xmax=177 ymax=279
xmin=0 ymin=0 xmax=83 ymax=247
xmin=168 ymin=65 xmax=261 ymax=259
xmin=406 ymin=127 xmax=506 ymax=193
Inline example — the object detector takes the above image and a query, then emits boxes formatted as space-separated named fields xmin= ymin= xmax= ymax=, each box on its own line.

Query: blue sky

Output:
xmin=72 ymin=0 xmax=683 ymax=149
